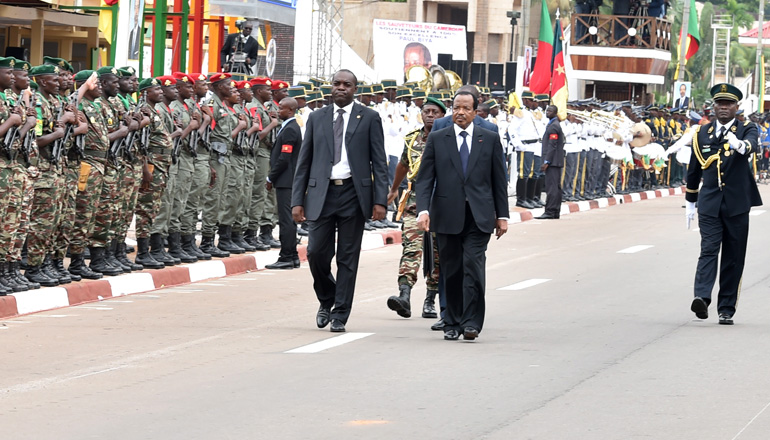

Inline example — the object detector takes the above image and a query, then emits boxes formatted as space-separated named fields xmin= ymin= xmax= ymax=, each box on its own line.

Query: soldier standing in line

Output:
xmin=25 ymin=65 xmax=79 ymax=286
xmin=198 ymin=73 xmax=247 ymax=257
xmin=179 ymin=73 xmax=215 ymax=260
xmin=255 ymin=80 xmax=287 ymax=248
xmin=134 ymin=78 xmax=176 ymax=269
xmin=167 ymin=72 xmax=201 ymax=263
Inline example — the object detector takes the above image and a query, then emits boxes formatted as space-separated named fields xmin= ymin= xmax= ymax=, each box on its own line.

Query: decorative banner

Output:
xmin=127 ymin=0 xmax=144 ymax=61
xmin=372 ymin=19 xmax=467 ymax=82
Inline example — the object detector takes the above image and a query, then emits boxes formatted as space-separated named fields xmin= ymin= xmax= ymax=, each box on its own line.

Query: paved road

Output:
xmin=4 ymin=188 xmax=770 ymax=440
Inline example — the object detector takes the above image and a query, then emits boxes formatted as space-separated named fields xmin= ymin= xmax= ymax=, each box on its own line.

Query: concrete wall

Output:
xmin=342 ymin=0 xmax=408 ymax=67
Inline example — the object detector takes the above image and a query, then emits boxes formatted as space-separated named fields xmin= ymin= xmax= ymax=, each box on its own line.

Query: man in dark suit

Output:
xmin=686 ymin=83 xmax=762 ymax=325
xmin=536 ymin=105 xmax=565 ymax=219
xmin=220 ymin=22 xmax=259 ymax=74
xmin=266 ymin=97 xmax=302 ymax=270
xmin=292 ymin=69 xmax=389 ymax=333
xmin=433 ymin=85 xmax=498 ymax=134
xmin=674 ymin=83 xmax=690 ymax=109
xmin=416 ymin=91 xmax=509 ymax=341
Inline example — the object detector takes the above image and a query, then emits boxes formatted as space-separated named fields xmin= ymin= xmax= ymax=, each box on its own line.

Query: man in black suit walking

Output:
xmin=416 ymin=91 xmax=510 ymax=341
xmin=536 ymin=105 xmax=565 ymax=220
xmin=266 ymin=97 xmax=302 ymax=270
xmin=686 ymin=83 xmax=762 ymax=325
xmin=292 ymin=69 xmax=389 ymax=332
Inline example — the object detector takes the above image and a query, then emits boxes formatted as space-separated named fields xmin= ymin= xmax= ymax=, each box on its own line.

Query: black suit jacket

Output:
xmin=685 ymin=119 xmax=762 ymax=217
xmin=433 ymin=114 xmax=498 ymax=133
xmin=675 ymin=96 xmax=689 ymax=109
xmin=542 ymin=119 xmax=565 ymax=167
xmin=269 ymin=119 xmax=301 ymax=188
xmin=416 ymin=124 xmax=509 ymax=234
xmin=291 ymin=103 xmax=388 ymax=221
xmin=220 ymin=33 xmax=259 ymax=68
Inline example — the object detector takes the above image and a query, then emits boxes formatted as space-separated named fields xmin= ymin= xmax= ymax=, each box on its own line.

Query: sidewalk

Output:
xmin=0 ymin=186 xmax=683 ymax=320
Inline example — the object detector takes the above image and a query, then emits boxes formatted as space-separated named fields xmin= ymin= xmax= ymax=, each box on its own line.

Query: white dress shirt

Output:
xmin=330 ymin=101 xmax=355 ymax=179
xmin=454 ymin=121 xmax=475 ymax=153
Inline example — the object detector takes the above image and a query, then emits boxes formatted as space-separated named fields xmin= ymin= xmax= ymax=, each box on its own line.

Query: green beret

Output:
xmin=11 ymin=58 xmax=30 ymax=71
xmin=116 ymin=68 xmax=133 ymax=78
xmin=424 ymin=97 xmax=447 ymax=113
xmin=29 ymin=65 xmax=59 ymax=76
xmin=0 ymin=57 xmax=14 ymax=69
xmin=711 ymin=83 xmax=742 ymax=102
xmin=97 ymin=66 xmax=119 ymax=77
xmin=73 ymin=70 xmax=95 ymax=83
xmin=287 ymin=86 xmax=306 ymax=99
xmin=43 ymin=56 xmax=73 ymax=72
xmin=119 ymin=66 xmax=137 ymax=77
xmin=138 ymin=77 xmax=161 ymax=92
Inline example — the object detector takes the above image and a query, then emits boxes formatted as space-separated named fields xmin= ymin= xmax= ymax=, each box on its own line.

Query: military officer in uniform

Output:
xmin=683 ymin=84 xmax=763 ymax=325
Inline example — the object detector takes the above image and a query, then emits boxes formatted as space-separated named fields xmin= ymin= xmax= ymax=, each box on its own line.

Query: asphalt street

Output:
xmin=4 ymin=186 xmax=770 ymax=440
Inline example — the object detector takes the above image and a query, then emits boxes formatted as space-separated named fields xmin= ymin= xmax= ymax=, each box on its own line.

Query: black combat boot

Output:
xmin=387 ymin=284 xmax=412 ymax=318
xmin=150 ymin=233 xmax=177 ymax=266
xmin=259 ymin=225 xmax=281 ymax=249
xmin=135 ymin=237 xmax=164 ymax=269
xmin=0 ymin=262 xmax=25 ymax=292
xmin=53 ymin=258 xmax=79 ymax=282
xmin=200 ymin=235 xmax=229 ymax=258
xmin=217 ymin=225 xmax=244 ymax=254
xmin=115 ymin=241 xmax=143 ymax=271
xmin=516 ymin=179 xmax=534 ymax=209
xmin=89 ymin=247 xmax=123 ymax=276
xmin=105 ymin=240 xmax=131 ymax=273
xmin=69 ymin=253 xmax=103 ymax=280
xmin=10 ymin=261 xmax=39 ymax=289
xmin=533 ymin=177 xmax=545 ymax=207
xmin=232 ymin=229 xmax=256 ymax=252
xmin=245 ymin=229 xmax=270 ymax=251
xmin=168 ymin=232 xmax=197 ymax=263
xmin=25 ymin=264 xmax=59 ymax=287
xmin=525 ymin=177 xmax=538 ymax=207
xmin=182 ymin=234 xmax=210 ymax=260
xmin=41 ymin=255 xmax=69 ymax=284
xmin=422 ymin=289 xmax=438 ymax=319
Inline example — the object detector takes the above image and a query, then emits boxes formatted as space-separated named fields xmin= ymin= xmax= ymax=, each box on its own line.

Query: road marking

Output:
xmin=32 ymin=314 xmax=72 ymax=318
xmin=131 ymin=294 xmax=160 ymax=298
xmin=617 ymin=245 xmax=654 ymax=254
xmin=77 ymin=306 xmax=113 ymax=310
xmin=731 ymin=399 xmax=770 ymax=440
xmin=102 ymin=300 xmax=133 ymax=303
xmin=71 ymin=366 xmax=128 ymax=380
xmin=0 ymin=327 xmax=8 ymax=330
xmin=195 ymin=283 xmax=226 ymax=286
xmin=285 ymin=333 xmax=374 ymax=354
xmin=348 ymin=420 xmax=389 ymax=426
xmin=258 ymin=272 xmax=275 ymax=276
xmin=749 ymin=210 xmax=766 ymax=216
xmin=497 ymin=279 xmax=551 ymax=291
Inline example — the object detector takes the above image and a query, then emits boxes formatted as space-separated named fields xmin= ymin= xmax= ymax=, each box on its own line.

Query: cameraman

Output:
xmin=220 ymin=20 xmax=259 ymax=74
xmin=574 ymin=0 xmax=602 ymax=43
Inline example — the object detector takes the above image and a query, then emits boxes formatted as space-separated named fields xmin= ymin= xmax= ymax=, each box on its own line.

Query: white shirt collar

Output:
xmin=333 ymin=101 xmax=355 ymax=114
xmin=454 ymin=121 xmax=474 ymax=138
xmin=716 ymin=119 xmax=735 ymax=133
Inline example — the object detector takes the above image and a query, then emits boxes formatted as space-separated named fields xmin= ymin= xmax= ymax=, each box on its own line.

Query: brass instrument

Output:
xmin=429 ymin=65 xmax=449 ymax=91
xmin=629 ymin=122 xmax=652 ymax=147
xmin=405 ymin=65 xmax=433 ymax=93
xmin=445 ymin=69 xmax=463 ymax=92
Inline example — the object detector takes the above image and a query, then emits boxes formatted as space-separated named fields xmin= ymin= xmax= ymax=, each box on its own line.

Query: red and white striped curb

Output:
xmin=0 ymin=187 xmax=683 ymax=320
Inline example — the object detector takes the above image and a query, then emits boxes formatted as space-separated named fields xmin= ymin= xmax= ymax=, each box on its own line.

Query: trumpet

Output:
xmin=567 ymin=109 xmax=628 ymax=129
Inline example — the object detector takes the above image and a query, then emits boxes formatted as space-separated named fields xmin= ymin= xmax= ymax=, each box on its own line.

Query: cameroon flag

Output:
xmin=550 ymin=19 xmax=568 ymax=121
xmin=674 ymin=0 xmax=700 ymax=80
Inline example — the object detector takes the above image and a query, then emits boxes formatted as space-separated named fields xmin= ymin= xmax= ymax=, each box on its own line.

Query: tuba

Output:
xmin=445 ymin=70 xmax=463 ymax=93
xmin=405 ymin=66 xmax=433 ymax=93
xmin=429 ymin=65 xmax=450 ymax=91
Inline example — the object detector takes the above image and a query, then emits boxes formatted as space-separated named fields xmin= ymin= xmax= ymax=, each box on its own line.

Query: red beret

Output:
xmin=189 ymin=72 xmax=208 ymax=82
xmin=209 ymin=72 xmax=232 ymax=84
xmin=171 ymin=72 xmax=195 ymax=83
xmin=270 ymin=80 xmax=289 ymax=91
xmin=235 ymin=80 xmax=252 ymax=90
xmin=250 ymin=77 xmax=272 ymax=87
xmin=156 ymin=75 xmax=177 ymax=86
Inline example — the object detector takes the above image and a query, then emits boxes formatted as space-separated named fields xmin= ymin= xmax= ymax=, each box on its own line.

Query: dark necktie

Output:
xmin=333 ymin=108 xmax=345 ymax=165
xmin=459 ymin=131 xmax=470 ymax=176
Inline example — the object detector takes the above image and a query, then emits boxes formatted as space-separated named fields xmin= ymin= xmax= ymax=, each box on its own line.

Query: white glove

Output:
xmin=726 ymin=132 xmax=746 ymax=154
xmin=685 ymin=201 xmax=696 ymax=229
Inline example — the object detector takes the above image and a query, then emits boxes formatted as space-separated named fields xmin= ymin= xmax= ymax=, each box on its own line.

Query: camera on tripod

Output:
xmin=226 ymin=19 xmax=253 ymax=75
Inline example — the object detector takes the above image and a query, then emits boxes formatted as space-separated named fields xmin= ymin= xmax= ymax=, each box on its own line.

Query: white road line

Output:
xmin=77 ymin=306 xmax=113 ymax=310
xmin=131 ymin=294 xmax=160 ymax=298
xmin=71 ymin=366 xmax=128 ymax=380
xmin=0 ymin=327 xmax=8 ymax=330
xmin=102 ymin=300 xmax=133 ymax=303
xmin=497 ymin=279 xmax=551 ymax=291
xmin=749 ymin=210 xmax=766 ymax=216
xmin=31 ymin=314 xmax=73 ymax=318
xmin=195 ymin=283 xmax=227 ymax=286
xmin=617 ymin=245 xmax=654 ymax=254
xmin=285 ymin=333 xmax=374 ymax=354
xmin=731 ymin=399 xmax=770 ymax=440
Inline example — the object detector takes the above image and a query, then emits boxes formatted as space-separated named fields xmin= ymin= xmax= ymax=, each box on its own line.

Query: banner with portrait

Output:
xmin=372 ymin=19 xmax=467 ymax=82
xmin=673 ymin=81 xmax=691 ymax=109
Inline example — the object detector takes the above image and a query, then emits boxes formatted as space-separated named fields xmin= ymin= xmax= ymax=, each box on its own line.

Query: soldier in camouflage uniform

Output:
xmin=386 ymin=97 xmax=444 ymax=320
xmin=198 ymin=73 xmax=247 ymax=257
xmin=180 ymin=73 xmax=214 ymax=260
xmin=134 ymin=78 xmax=176 ymax=268
xmin=25 ymin=64 xmax=76 ymax=286
xmin=111 ymin=66 xmax=151 ymax=269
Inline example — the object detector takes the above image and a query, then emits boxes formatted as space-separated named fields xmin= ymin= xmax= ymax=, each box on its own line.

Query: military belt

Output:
xmin=149 ymin=146 xmax=171 ymax=155
xmin=522 ymin=139 xmax=539 ymax=144
xmin=83 ymin=149 xmax=108 ymax=159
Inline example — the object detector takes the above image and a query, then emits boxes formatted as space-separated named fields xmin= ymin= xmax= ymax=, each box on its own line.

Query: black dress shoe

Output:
xmin=293 ymin=258 xmax=300 ymax=268
xmin=431 ymin=318 xmax=445 ymax=331
xmin=265 ymin=260 xmax=294 ymax=270
xmin=316 ymin=307 xmax=330 ymax=328
xmin=691 ymin=297 xmax=709 ymax=320
xmin=463 ymin=327 xmax=479 ymax=340
xmin=330 ymin=319 xmax=346 ymax=332
xmin=719 ymin=313 xmax=734 ymax=325
xmin=535 ymin=213 xmax=558 ymax=220
xmin=443 ymin=329 xmax=460 ymax=340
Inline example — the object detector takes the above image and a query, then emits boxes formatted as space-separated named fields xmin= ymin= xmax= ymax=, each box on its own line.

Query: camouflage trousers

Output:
xmin=249 ymin=151 xmax=277 ymax=230
xmin=135 ymin=165 xmax=168 ymax=239
xmin=52 ymin=164 xmax=79 ymax=259
xmin=114 ymin=161 xmax=142 ymax=242
xmin=201 ymin=156 xmax=230 ymax=237
xmin=0 ymin=165 xmax=16 ymax=261
xmin=70 ymin=162 xmax=106 ymax=254
xmin=169 ymin=152 xmax=195 ymax=234
xmin=235 ymin=154 xmax=257 ymax=232
xmin=180 ymin=152 xmax=211 ymax=235
xmin=151 ymin=162 xmax=177 ymax=236
xmin=90 ymin=164 xmax=120 ymax=248
xmin=9 ymin=166 xmax=33 ymax=261
xmin=398 ymin=211 xmax=440 ymax=289
xmin=224 ymin=153 xmax=247 ymax=229
xmin=27 ymin=170 xmax=64 ymax=266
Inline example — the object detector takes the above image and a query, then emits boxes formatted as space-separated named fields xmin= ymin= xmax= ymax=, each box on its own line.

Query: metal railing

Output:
xmin=571 ymin=13 xmax=672 ymax=51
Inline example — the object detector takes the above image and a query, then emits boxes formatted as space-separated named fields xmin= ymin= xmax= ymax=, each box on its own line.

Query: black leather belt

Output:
xmin=522 ymin=139 xmax=539 ymax=144
xmin=330 ymin=178 xmax=352 ymax=186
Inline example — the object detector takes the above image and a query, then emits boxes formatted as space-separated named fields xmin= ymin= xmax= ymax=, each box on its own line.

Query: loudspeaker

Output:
xmin=437 ymin=53 xmax=453 ymax=70
xmin=451 ymin=60 xmax=468 ymax=83
xmin=505 ymin=61 xmax=517 ymax=93
xmin=488 ymin=63 xmax=504 ymax=90
xmin=470 ymin=62 xmax=486 ymax=87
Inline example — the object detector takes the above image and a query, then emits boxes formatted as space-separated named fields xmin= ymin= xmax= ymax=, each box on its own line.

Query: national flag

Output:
xmin=550 ymin=19 xmax=568 ymax=121
xmin=529 ymin=0 xmax=553 ymax=94
xmin=761 ymin=55 xmax=766 ymax=113
xmin=674 ymin=0 xmax=700 ymax=80
xmin=256 ymin=27 xmax=267 ymax=49
xmin=98 ymin=0 xmax=115 ymax=46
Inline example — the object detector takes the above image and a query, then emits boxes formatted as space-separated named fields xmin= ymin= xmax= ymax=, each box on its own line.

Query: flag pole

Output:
xmin=677 ymin=0 xmax=691 ymax=81
xmin=755 ymin=0 xmax=765 ymax=97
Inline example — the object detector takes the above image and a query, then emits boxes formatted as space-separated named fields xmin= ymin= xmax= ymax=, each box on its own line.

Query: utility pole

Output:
xmin=507 ymin=10 xmax=521 ymax=61
xmin=756 ymin=0 xmax=765 ymax=97
xmin=677 ymin=0 xmax=691 ymax=81
xmin=518 ymin=0 xmax=531 ymax=62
